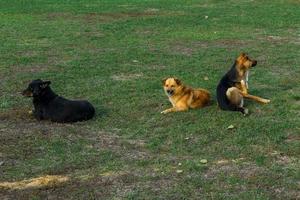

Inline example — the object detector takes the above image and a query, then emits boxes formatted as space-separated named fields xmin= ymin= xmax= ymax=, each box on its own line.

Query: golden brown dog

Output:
xmin=161 ymin=78 xmax=210 ymax=114
xmin=216 ymin=53 xmax=270 ymax=115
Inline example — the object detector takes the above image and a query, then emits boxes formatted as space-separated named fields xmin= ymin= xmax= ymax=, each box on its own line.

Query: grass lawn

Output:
xmin=0 ymin=0 xmax=299 ymax=199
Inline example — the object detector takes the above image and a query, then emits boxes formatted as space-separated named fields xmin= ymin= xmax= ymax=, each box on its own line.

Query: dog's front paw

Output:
xmin=161 ymin=109 xmax=170 ymax=114
xmin=262 ymin=99 xmax=271 ymax=104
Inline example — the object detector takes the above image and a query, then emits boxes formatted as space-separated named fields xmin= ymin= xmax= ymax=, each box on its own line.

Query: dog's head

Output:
xmin=162 ymin=77 xmax=182 ymax=96
xmin=22 ymin=79 xmax=51 ymax=97
xmin=236 ymin=53 xmax=257 ymax=70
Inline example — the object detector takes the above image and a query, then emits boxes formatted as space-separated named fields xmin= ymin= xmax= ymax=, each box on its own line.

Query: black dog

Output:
xmin=22 ymin=79 xmax=95 ymax=123
xmin=216 ymin=53 xmax=270 ymax=115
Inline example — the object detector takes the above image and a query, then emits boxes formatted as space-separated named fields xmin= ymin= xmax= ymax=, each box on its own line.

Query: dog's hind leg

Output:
xmin=33 ymin=109 xmax=44 ymax=120
xmin=226 ymin=87 xmax=248 ymax=115
xmin=226 ymin=87 xmax=243 ymax=106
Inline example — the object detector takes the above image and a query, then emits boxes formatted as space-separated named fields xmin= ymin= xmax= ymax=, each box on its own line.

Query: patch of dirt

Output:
xmin=88 ymin=131 xmax=151 ymax=161
xmin=258 ymin=35 xmax=300 ymax=45
xmin=168 ymin=39 xmax=253 ymax=56
xmin=267 ymin=65 xmax=297 ymax=77
xmin=268 ymin=151 xmax=299 ymax=170
xmin=0 ymin=114 xmax=152 ymax=176
xmin=47 ymin=13 xmax=70 ymax=20
xmin=16 ymin=50 xmax=39 ymax=58
xmin=81 ymin=30 xmax=105 ymax=38
xmin=275 ymin=155 xmax=298 ymax=167
xmin=46 ymin=10 xmax=185 ymax=24
xmin=46 ymin=11 xmax=159 ymax=24
xmin=111 ymin=73 xmax=143 ymax=81
xmin=0 ymin=107 xmax=34 ymax=121
xmin=204 ymin=163 xmax=265 ymax=180
xmin=285 ymin=134 xmax=300 ymax=143
xmin=11 ymin=65 xmax=52 ymax=74
xmin=171 ymin=44 xmax=194 ymax=56
xmin=271 ymin=186 xmax=300 ymax=200
xmin=0 ymin=165 xmax=176 ymax=199
xmin=145 ymin=65 xmax=167 ymax=70
xmin=190 ymin=3 xmax=215 ymax=8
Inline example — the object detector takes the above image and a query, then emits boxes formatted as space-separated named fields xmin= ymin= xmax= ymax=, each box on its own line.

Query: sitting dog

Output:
xmin=161 ymin=77 xmax=210 ymax=114
xmin=22 ymin=79 xmax=95 ymax=123
xmin=216 ymin=53 xmax=270 ymax=115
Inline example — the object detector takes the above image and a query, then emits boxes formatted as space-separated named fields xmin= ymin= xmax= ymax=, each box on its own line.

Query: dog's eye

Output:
xmin=166 ymin=84 xmax=169 ymax=87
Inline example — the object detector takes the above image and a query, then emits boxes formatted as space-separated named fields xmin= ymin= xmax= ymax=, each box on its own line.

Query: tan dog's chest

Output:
xmin=168 ymin=92 xmax=193 ymax=108
xmin=235 ymin=70 xmax=249 ymax=91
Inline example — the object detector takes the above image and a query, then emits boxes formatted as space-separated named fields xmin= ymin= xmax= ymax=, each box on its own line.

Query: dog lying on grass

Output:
xmin=22 ymin=79 xmax=95 ymax=123
xmin=161 ymin=77 xmax=211 ymax=114
xmin=216 ymin=53 xmax=270 ymax=115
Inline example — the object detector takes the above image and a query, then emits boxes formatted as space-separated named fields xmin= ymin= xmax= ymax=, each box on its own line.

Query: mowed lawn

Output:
xmin=0 ymin=0 xmax=299 ymax=199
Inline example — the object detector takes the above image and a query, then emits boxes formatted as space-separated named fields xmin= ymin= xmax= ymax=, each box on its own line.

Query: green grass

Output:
xmin=0 ymin=0 xmax=299 ymax=199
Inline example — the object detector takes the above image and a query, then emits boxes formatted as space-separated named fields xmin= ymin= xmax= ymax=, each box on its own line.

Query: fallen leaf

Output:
xmin=204 ymin=76 xmax=209 ymax=81
xmin=216 ymin=159 xmax=229 ymax=164
xmin=270 ymin=151 xmax=280 ymax=156
xmin=200 ymin=159 xmax=208 ymax=164
xmin=153 ymin=168 xmax=160 ymax=172
xmin=227 ymin=125 xmax=235 ymax=129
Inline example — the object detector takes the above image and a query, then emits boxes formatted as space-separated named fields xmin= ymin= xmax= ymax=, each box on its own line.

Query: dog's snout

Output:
xmin=252 ymin=60 xmax=257 ymax=67
xmin=22 ymin=89 xmax=33 ymax=97
xmin=167 ymin=90 xmax=174 ymax=95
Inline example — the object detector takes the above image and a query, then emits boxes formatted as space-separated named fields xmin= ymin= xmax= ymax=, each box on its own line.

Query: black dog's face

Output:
xmin=22 ymin=79 xmax=51 ymax=97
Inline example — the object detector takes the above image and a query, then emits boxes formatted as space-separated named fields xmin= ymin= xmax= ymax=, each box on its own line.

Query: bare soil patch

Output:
xmin=168 ymin=39 xmax=253 ymax=56
xmin=204 ymin=162 xmax=265 ymax=180
xmin=111 ymin=73 xmax=143 ymax=81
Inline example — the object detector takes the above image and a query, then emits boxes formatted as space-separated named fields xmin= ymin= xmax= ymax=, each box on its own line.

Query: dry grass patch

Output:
xmin=111 ymin=73 xmax=143 ymax=81
xmin=0 ymin=175 xmax=69 ymax=190
xmin=168 ymin=39 xmax=254 ymax=56
xmin=204 ymin=162 xmax=265 ymax=180
xmin=0 ymin=107 xmax=33 ymax=121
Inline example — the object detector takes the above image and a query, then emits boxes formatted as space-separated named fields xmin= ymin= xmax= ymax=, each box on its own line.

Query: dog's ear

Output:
xmin=162 ymin=78 xmax=167 ymax=85
xmin=240 ymin=52 xmax=246 ymax=57
xmin=40 ymin=81 xmax=51 ymax=89
xmin=174 ymin=78 xmax=181 ymax=85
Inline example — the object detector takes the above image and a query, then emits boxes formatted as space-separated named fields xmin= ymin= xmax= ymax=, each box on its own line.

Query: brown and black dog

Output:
xmin=161 ymin=77 xmax=210 ymax=114
xmin=216 ymin=53 xmax=270 ymax=115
